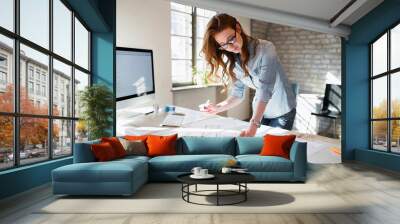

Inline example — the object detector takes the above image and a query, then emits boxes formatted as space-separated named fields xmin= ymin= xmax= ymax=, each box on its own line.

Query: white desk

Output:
xmin=116 ymin=106 xmax=341 ymax=164
xmin=116 ymin=106 xmax=290 ymax=137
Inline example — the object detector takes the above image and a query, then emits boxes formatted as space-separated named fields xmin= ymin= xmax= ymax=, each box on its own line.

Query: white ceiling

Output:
xmin=224 ymin=0 xmax=352 ymax=24
xmin=171 ymin=0 xmax=384 ymax=37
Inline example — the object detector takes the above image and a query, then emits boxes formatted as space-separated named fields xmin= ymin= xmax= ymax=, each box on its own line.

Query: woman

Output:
xmin=201 ymin=13 xmax=296 ymax=137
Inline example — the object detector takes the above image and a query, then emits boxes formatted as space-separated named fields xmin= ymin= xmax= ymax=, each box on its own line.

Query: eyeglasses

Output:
xmin=218 ymin=32 xmax=237 ymax=50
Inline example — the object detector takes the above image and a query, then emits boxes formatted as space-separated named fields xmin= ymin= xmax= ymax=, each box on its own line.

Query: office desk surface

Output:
xmin=116 ymin=106 xmax=290 ymax=137
xmin=116 ymin=106 xmax=341 ymax=164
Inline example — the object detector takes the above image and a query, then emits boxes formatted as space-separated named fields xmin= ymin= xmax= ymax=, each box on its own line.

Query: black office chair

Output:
xmin=311 ymin=84 xmax=341 ymax=138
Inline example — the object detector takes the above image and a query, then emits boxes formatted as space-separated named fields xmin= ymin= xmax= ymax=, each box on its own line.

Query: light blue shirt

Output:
xmin=230 ymin=39 xmax=296 ymax=119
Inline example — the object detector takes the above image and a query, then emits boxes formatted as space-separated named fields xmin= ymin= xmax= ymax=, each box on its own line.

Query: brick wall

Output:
xmin=249 ymin=20 xmax=342 ymax=138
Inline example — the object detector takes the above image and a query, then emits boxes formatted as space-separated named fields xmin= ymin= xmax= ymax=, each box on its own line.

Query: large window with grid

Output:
xmin=0 ymin=0 xmax=91 ymax=171
xmin=370 ymin=22 xmax=400 ymax=153
xmin=170 ymin=2 xmax=216 ymax=86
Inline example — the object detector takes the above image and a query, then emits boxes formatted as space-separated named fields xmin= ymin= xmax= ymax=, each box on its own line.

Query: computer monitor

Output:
xmin=322 ymin=84 xmax=341 ymax=114
xmin=116 ymin=47 xmax=155 ymax=101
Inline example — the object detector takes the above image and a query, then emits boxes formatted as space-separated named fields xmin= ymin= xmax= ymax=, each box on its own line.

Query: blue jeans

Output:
xmin=261 ymin=108 xmax=296 ymax=130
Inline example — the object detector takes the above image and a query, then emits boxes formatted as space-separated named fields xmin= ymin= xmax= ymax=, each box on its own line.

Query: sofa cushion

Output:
xmin=119 ymin=138 xmax=147 ymax=156
xmin=91 ymin=142 xmax=118 ymax=161
xmin=124 ymin=135 xmax=149 ymax=141
xmin=52 ymin=158 xmax=147 ymax=183
xmin=178 ymin=136 xmax=236 ymax=155
xmin=236 ymin=137 xmax=263 ymax=155
xmin=149 ymin=154 xmax=235 ymax=172
xmin=73 ymin=140 xmax=100 ymax=163
xmin=260 ymin=134 xmax=296 ymax=159
xmin=236 ymin=155 xmax=293 ymax=172
xmin=101 ymin=137 xmax=127 ymax=158
xmin=147 ymin=134 xmax=178 ymax=157
xmin=115 ymin=155 xmax=150 ymax=164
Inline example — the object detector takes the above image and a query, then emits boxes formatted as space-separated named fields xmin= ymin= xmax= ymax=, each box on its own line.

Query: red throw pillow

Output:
xmin=101 ymin=137 xmax=126 ymax=158
xmin=146 ymin=134 xmax=178 ymax=157
xmin=91 ymin=142 xmax=117 ymax=161
xmin=260 ymin=134 xmax=296 ymax=159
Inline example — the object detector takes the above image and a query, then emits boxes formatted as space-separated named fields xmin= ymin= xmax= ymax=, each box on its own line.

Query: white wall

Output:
xmin=226 ymin=15 xmax=251 ymax=120
xmin=237 ymin=15 xmax=251 ymax=35
xmin=173 ymin=86 xmax=221 ymax=111
xmin=116 ymin=0 xmax=172 ymax=110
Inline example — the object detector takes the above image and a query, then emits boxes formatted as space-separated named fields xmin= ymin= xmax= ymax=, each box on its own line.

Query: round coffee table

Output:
xmin=177 ymin=173 xmax=255 ymax=206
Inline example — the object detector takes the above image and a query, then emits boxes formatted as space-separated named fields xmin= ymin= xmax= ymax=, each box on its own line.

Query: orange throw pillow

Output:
xmin=124 ymin=135 xmax=149 ymax=141
xmin=260 ymin=134 xmax=296 ymax=159
xmin=91 ymin=142 xmax=117 ymax=161
xmin=146 ymin=134 xmax=178 ymax=157
xmin=101 ymin=137 xmax=127 ymax=158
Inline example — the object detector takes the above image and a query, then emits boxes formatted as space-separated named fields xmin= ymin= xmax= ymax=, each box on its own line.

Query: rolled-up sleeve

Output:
xmin=230 ymin=79 xmax=245 ymax=99
xmin=255 ymin=43 xmax=278 ymax=102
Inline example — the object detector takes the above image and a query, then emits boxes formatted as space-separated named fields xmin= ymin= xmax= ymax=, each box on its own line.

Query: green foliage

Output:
xmin=192 ymin=66 xmax=210 ymax=85
xmin=79 ymin=84 xmax=113 ymax=140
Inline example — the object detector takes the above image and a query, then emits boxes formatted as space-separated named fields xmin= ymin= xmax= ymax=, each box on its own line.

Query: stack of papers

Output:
xmin=161 ymin=113 xmax=185 ymax=127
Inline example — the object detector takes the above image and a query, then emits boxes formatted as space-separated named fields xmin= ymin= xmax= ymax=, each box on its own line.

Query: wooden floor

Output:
xmin=1 ymin=161 xmax=400 ymax=224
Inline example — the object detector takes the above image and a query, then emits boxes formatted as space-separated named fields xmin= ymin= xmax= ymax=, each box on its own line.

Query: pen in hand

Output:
xmin=199 ymin=99 xmax=210 ymax=112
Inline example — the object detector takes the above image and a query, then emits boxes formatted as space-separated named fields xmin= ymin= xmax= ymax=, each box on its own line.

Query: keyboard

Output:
xmin=161 ymin=113 xmax=185 ymax=127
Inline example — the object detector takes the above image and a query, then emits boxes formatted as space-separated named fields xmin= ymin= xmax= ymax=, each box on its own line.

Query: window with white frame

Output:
xmin=0 ymin=54 xmax=6 ymax=86
xmin=0 ymin=54 xmax=7 ymax=67
xmin=36 ymin=83 xmax=40 ymax=95
xmin=28 ymin=81 xmax=34 ymax=94
xmin=170 ymin=2 xmax=216 ymax=86
xmin=0 ymin=55 xmax=7 ymax=87
xmin=28 ymin=67 xmax=34 ymax=79
xmin=0 ymin=71 xmax=6 ymax=85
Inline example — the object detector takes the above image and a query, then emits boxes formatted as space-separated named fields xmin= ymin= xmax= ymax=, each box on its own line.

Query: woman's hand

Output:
xmin=199 ymin=100 xmax=221 ymax=114
xmin=203 ymin=103 xmax=220 ymax=114
xmin=240 ymin=100 xmax=267 ymax=137
xmin=240 ymin=123 xmax=258 ymax=137
xmin=199 ymin=96 xmax=242 ymax=115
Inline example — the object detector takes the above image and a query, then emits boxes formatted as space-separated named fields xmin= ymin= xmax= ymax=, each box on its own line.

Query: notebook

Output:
xmin=160 ymin=113 xmax=185 ymax=127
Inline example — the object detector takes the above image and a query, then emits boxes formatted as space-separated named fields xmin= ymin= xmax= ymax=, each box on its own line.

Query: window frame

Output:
xmin=0 ymin=53 xmax=7 ymax=86
xmin=0 ymin=71 xmax=6 ymax=85
xmin=0 ymin=0 xmax=92 ymax=171
xmin=369 ymin=19 xmax=400 ymax=154
xmin=170 ymin=4 xmax=215 ymax=87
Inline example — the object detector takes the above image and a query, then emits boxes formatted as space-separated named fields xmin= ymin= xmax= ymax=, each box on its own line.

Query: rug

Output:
xmin=37 ymin=183 xmax=362 ymax=214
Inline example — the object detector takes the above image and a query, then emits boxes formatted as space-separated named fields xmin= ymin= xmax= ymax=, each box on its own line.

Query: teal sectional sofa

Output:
xmin=52 ymin=136 xmax=307 ymax=196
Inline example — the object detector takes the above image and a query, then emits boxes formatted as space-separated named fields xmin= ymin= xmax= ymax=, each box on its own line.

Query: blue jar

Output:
xmin=164 ymin=105 xmax=175 ymax=113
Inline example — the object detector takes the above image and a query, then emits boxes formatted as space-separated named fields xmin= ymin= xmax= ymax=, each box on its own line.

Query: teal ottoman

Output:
xmin=52 ymin=157 xmax=148 ymax=196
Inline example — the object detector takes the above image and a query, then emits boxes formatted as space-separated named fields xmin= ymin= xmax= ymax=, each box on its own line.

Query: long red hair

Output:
xmin=201 ymin=13 xmax=258 ymax=87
